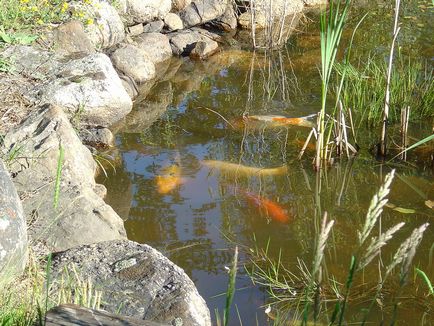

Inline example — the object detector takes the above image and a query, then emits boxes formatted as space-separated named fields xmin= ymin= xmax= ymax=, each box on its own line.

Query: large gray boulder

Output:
xmin=179 ymin=0 xmax=228 ymax=28
xmin=125 ymin=0 xmax=172 ymax=25
xmin=36 ymin=53 xmax=132 ymax=127
xmin=71 ymin=0 xmax=125 ymax=49
xmin=168 ymin=28 xmax=219 ymax=56
xmin=51 ymin=240 xmax=212 ymax=325
xmin=3 ymin=105 xmax=126 ymax=252
xmin=111 ymin=44 xmax=156 ymax=83
xmin=0 ymin=159 xmax=27 ymax=279
xmin=135 ymin=33 xmax=173 ymax=64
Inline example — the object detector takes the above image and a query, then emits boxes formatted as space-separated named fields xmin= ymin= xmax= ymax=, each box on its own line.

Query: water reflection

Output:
xmin=100 ymin=3 xmax=434 ymax=324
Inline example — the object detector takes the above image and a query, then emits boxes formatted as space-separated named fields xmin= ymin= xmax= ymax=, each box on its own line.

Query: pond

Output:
xmin=99 ymin=2 xmax=433 ymax=325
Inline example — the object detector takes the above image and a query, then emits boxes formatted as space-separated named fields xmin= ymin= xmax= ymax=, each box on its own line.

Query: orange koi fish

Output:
xmin=202 ymin=160 xmax=287 ymax=176
xmin=249 ymin=115 xmax=315 ymax=128
xmin=242 ymin=190 xmax=289 ymax=223
xmin=155 ymin=164 xmax=183 ymax=194
xmin=230 ymin=114 xmax=316 ymax=130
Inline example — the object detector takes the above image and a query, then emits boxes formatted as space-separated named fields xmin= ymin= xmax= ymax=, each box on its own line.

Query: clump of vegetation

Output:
xmin=0 ymin=0 xmax=97 ymax=45
xmin=0 ymin=0 xmax=69 ymax=33
xmin=334 ymin=56 xmax=434 ymax=125
xmin=247 ymin=171 xmax=431 ymax=324
xmin=0 ymin=250 xmax=103 ymax=325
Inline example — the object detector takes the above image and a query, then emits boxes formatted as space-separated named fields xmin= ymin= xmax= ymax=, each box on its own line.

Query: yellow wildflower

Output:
xmin=61 ymin=2 xmax=68 ymax=13
xmin=85 ymin=18 xmax=94 ymax=25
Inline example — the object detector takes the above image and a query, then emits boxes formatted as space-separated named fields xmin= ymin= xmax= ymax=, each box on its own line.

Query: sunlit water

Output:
xmin=100 ymin=2 xmax=433 ymax=324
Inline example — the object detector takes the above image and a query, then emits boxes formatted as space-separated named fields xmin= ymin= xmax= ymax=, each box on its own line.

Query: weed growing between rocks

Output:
xmin=0 ymin=249 xmax=103 ymax=325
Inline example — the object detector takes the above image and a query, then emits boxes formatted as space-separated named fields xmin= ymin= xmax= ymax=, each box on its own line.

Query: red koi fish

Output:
xmin=241 ymin=190 xmax=290 ymax=223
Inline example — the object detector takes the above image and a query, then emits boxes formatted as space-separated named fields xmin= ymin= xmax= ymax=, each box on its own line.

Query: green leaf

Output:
xmin=0 ymin=31 xmax=13 ymax=44
xmin=415 ymin=268 xmax=433 ymax=295
xmin=13 ymin=33 xmax=38 ymax=45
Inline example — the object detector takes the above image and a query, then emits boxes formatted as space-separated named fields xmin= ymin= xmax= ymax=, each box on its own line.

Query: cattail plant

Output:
xmin=314 ymin=0 xmax=350 ymax=170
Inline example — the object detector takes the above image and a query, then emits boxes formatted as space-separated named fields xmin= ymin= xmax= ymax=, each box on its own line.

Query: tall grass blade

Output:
xmin=224 ymin=246 xmax=238 ymax=326
xmin=336 ymin=255 xmax=356 ymax=325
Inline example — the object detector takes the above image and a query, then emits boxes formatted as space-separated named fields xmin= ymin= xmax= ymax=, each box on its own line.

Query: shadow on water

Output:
xmin=99 ymin=2 xmax=433 ymax=324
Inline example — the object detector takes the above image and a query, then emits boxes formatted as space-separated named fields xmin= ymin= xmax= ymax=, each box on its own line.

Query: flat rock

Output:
xmin=111 ymin=44 xmax=156 ymax=83
xmin=189 ymin=40 xmax=218 ymax=59
xmin=50 ymin=240 xmax=212 ymax=325
xmin=1 ymin=45 xmax=62 ymax=80
xmin=212 ymin=2 xmax=238 ymax=31
xmin=135 ymin=33 xmax=173 ymax=64
xmin=36 ymin=53 xmax=132 ymax=127
xmin=164 ymin=12 xmax=184 ymax=31
xmin=71 ymin=0 xmax=125 ymax=49
xmin=304 ymin=0 xmax=328 ymax=6
xmin=127 ymin=23 xmax=145 ymax=36
xmin=0 ymin=159 xmax=27 ymax=279
xmin=3 ymin=105 xmax=126 ymax=252
xmin=143 ymin=20 xmax=165 ymax=33
xmin=125 ymin=0 xmax=172 ymax=25
xmin=79 ymin=127 xmax=114 ymax=148
xmin=169 ymin=28 xmax=219 ymax=56
xmin=53 ymin=20 xmax=95 ymax=56
xmin=179 ymin=0 xmax=228 ymax=28
xmin=46 ymin=304 xmax=167 ymax=326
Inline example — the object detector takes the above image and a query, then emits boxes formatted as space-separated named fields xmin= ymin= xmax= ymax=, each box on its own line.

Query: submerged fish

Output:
xmin=230 ymin=114 xmax=316 ymax=130
xmin=240 ymin=190 xmax=289 ymax=223
xmin=155 ymin=164 xmax=183 ymax=194
xmin=202 ymin=160 xmax=287 ymax=176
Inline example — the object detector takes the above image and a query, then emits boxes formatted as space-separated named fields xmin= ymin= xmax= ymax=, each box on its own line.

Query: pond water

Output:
xmin=100 ymin=2 xmax=433 ymax=325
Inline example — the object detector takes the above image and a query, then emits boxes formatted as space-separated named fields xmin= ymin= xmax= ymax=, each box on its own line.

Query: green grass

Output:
xmin=0 ymin=250 xmax=103 ymax=326
xmin=334 ymin=56 xmax=434 ymax=125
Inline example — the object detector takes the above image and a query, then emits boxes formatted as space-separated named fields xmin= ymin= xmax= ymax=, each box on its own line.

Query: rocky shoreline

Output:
xmin=0 ymin=0 xmax=325 ymax=324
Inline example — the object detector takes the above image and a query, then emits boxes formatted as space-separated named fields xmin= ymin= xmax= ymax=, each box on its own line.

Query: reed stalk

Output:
xmin=379 ymin=0 xmax=401 ymax=157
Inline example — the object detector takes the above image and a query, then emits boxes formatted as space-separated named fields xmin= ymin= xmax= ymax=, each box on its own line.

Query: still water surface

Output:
xmin=101 ymin=3 xmax=433 ymax=324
